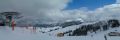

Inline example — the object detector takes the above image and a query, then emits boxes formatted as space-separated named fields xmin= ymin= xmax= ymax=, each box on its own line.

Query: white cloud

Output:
xmin=60 ymin=3 xmax=120 ymax=22
xmin=116 ymin=0 xmax=120 ymax=3
xmin=0 ymin=0 xmax=120 ymax=24
xmin=93 ymin=4 xmax=120 ymax=20
xmin=11 ymin=0 xmax=71 ymax=15
xmin=0 ymin=0 xmax=72 ymax=23
xmin=10 ymin=0 xmax=90 ymax=23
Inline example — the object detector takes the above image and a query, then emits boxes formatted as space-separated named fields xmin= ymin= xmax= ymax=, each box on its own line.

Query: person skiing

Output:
xmin=104 ymin=35 xmax=107 ymax=40
xmin=12 ymin=19 xmax=15 ymax=31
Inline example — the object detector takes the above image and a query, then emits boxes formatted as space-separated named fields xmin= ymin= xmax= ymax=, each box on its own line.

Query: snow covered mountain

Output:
xmin=0 ymin=19 xmax=120 ymax=40
xmin=34 ymin=18 xmax=84 ymax=28
xmin=38 ymin=19 xmax=120 ymax=36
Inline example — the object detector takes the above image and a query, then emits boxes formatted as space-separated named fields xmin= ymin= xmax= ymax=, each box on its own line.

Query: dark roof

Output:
xmin=0 ymin=12 xmax=20 ymax=16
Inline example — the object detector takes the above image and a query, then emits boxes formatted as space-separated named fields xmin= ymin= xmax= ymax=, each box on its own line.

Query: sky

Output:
xmin=66 ymin=0 xmax=116 ymax=10
xmin=0 ymin=0 xmax=120 ymax=24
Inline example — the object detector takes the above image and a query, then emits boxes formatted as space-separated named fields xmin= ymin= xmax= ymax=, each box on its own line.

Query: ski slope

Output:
xmin=0 ymin=26 xmax=120 ymax=40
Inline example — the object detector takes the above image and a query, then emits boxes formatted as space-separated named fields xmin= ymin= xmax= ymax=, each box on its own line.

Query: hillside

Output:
xmin=0 ymin=19 xmax=120 ymax=40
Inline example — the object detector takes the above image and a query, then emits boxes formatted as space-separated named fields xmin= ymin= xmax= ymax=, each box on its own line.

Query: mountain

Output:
xmin=64 ymin=19 xmax=120 ymax=36
xmin=38 ymin=19 xmax=120 ymax=37
xmin=0 ymin=19 xmax=120 ymax=40
xmin=34 ymin=18 xmax=84 ymax=28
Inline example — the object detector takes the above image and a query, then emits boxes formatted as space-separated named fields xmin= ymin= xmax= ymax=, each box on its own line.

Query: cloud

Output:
xmin=10 ymin=0 xmax=90 ymax=23
xmin=0 ymin=0 xmax=120 ymax=24
xmin=0 ymin=0 xmax=16 ymax=12
xmin=11 ymin=0 xmax=71 ymax=16
xmin=93 ymin=4 xmax=120 ymax=21
xmin=116 ymin=0 xmax=120 ymax=3
xmin=0 ymin=0 xmax=72 ymax=23
xmin=60 ymin=2 xmax=120 ymax=22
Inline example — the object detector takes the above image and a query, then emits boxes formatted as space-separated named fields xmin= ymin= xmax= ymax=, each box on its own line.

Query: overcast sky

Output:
xmin=0 ymin=0 xmax=120 ymax=24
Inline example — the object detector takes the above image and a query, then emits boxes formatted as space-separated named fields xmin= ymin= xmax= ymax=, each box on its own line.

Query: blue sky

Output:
xmin=66 ymin=0 xmax=116 ymax=10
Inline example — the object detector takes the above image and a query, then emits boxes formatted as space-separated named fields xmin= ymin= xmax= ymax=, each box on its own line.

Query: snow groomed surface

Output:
xmin=0 ymin=26 xmax=120 ymax=40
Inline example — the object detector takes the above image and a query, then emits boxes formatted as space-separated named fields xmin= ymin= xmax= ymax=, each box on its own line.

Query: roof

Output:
xmin=0 ymin=12 xmax=20 ymax=16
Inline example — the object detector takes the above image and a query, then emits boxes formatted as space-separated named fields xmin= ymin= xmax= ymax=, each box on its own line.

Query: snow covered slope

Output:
xmin=0 ymin=19 xmax=120 ymax=40
xmin=0 ymin=26 xmax=120 ymax=40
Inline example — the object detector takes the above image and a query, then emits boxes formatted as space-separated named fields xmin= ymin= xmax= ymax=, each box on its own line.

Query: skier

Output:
xmin=104 ymin=35 xmax=107 ymax=40
xmin=12 ymin=20 xmax=15 ymax=31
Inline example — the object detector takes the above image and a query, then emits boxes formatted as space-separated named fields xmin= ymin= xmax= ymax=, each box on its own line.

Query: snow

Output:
xmin=65 ymin=18 xmax=84 ymax=22
xmin=0 ymin=26 xmax=120 ymax=40
xmin=38 ymin=26 xmax=62 ymax=32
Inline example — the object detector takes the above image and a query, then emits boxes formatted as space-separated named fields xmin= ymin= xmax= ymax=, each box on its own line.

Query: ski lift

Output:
xmin=0 ymin=12 xmax=20 ymax=27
